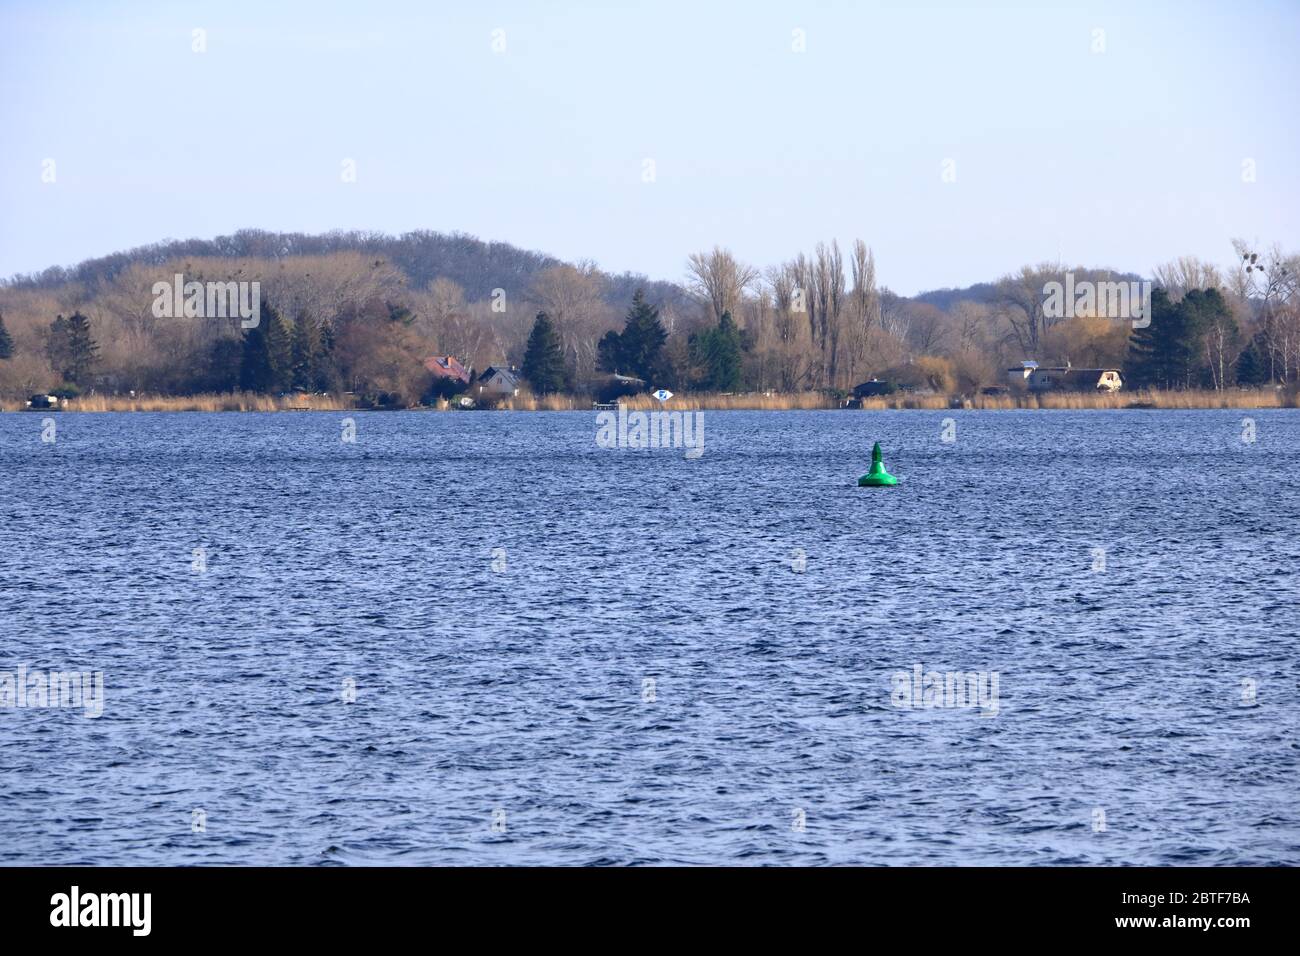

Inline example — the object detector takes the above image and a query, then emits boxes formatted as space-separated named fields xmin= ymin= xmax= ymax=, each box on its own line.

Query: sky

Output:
xmin=1 ymin=0 xmax=1297 ymax=295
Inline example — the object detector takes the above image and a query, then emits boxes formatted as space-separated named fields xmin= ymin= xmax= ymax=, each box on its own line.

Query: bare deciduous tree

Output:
xmin=843 ymin=241 xmax=880 ymax=384
xmin=1231 ymin=240 xmax=1299 ymax=382
xmin=996 ymin=263 xmax=1065 ymax=357
xmin=1153 ymin=256 xmax=1223 ymax=301
xmin=528 ymin=262 xmax=607 ymax=382
xmin=905 ymin=302 xmax=951 ymax=356
xmin=686 ymin=247 xmax=758 ymax=323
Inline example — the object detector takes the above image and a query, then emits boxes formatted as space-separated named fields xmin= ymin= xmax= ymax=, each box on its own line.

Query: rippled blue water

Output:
xmin=1 ymin=409 xmax=1297 ymax=865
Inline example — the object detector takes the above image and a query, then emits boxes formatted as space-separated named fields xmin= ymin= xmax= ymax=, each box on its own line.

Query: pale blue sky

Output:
xmin=2 ymin=0 xmax=1297 ymax=294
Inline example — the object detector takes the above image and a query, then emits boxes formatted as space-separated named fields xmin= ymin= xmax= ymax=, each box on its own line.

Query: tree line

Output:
xmin=0 ymin=235 xmax=1295 ymax=403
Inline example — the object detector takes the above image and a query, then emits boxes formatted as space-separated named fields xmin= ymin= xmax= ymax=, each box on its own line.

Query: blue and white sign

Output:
xmin=652 ymin=389 xmax=673 ymax=402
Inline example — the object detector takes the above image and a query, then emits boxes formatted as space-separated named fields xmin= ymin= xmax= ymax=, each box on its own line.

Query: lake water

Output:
xmin=1 ymin=409 xmax=1297 ymax=865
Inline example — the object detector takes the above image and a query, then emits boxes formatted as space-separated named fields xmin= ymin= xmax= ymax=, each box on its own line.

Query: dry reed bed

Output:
xmin=858 ymin=388 xmax=1295 ymax=411
xmin=1015 ymin=388 xmax=1292 ymax=410
xmin=491 ymin=392 xmax=835 ymax=411
xmin=613 ymin=389 xmax=1295 ymax=411
xmin=614 ymin=392 xmax=836 ymax=411
xmin=5 ymin=392 xmax=355 ymax=412
xmin=2 ymin=388 xmax=1294 ymax=413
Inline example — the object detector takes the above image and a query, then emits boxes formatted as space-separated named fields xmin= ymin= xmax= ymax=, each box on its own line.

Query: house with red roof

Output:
xmin=423 ymin=354 xmax=471 ymax=387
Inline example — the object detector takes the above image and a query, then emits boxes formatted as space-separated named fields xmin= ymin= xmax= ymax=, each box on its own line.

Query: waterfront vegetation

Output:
xmin=3 ymin=385 xmax=1294 ymax=413
xmin=1 ymin=230 xmax=1297 ymax=411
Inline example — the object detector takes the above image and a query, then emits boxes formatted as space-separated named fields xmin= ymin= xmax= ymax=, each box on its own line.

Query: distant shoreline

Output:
xmin=4 ymin=387 xmax=1296 ymax=413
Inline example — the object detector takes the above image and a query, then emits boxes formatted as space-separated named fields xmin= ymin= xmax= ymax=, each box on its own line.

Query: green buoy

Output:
xmin=858 ymin=442 xmax=898 ymax=487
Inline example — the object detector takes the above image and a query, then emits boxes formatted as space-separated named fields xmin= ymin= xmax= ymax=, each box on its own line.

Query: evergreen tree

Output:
xmin=265 ymin=306 xmax=293 ymax=390
xmin=521 ymin=312 xmax=567 ymax=394
xmin=0 ymin=311 xmax=13 ymax=360
xmin=239 ymin=320 xmax=271 ymax=392
xmin=689 ymin=310 xmax=744 ymax=391
xmin=1166 ymin=290 xmax=1210 ymax=388
xmin=1235 ymin=332 xmax=1269 ymax=386
xmin=1127 ymin=288 xmax=1227 ymax=389
xmin=205 ymin=337 xmax=243 ymax=393
xmin=315 ymin=320 xmax=340 ymax=391
xmin=596 ymin=329 xmax=623 ymax=375
xmin=597 ymin=289 xmax=668 ymax=383
xmin=1127 ymin=289 xmax=1179 ymax=389
xmin=46 ymin=311 xmax=98 ymax=384
xmin=290 ymin=312 xmax=323 ymax=391
xmin=1181 ymin=288 xmax=1237 ymax=389
xmin=239 ymin=300 xmax=290 ymax=392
